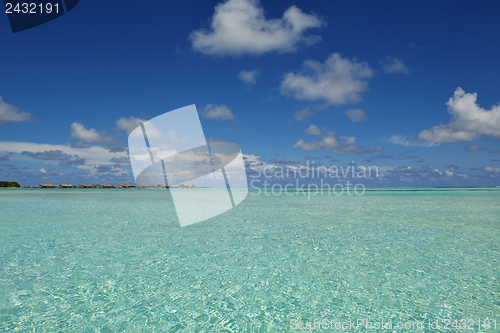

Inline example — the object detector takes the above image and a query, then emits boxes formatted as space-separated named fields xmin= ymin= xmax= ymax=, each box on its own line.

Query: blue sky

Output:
xmin=1 ymin=0 xmax=500 ymax=186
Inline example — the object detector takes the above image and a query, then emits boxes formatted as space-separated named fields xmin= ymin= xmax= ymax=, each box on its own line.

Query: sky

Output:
xmin=0 ymin=0 xmax=500 ymax=187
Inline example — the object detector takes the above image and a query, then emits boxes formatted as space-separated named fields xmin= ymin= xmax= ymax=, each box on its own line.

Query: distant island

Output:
xmin=19 ymin=183 xmax=201 ymax=189
xmin=0 ymin=181 xmax=20 ymax=188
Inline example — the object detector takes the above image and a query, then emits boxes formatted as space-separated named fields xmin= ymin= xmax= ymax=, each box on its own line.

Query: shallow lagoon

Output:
xmin=1 ymin=188 xmax=499 ymax=331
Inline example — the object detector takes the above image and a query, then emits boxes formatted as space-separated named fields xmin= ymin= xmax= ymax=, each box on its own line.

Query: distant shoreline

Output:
xmin=2 ymin=186 xmax=498 ymax=190
xmin=2 ymin=183 xmax=203 ymax=189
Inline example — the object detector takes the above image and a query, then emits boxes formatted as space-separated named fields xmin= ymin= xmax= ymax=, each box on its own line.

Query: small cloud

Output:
xmin=294 ymin=125 xmax=382 ymax=155
xmin=484 ymin=166 xmax=500 ymax=173
xmin=0 ymin=155 xmax=9 ymax=161
xmin=380 ymin=56 xmax=409 ymax=74
xmin=0 ymin=96 xmax=35 ymax=124
xmin=40 ymin=168 xmax=47 ymax=173
xmin=70 ymin=122 xmax=118 ymax=144
xmin=116 ymin=116 xmax=145 ymax=135
xmin=409 ymin=42 xmax=420 ymax=49
xmin=304 ymin=124 xmax=322 ymax=136
xmin=465 ymin=144 xmax=482 ymax=151
xmin=238 ymin=69 xmax=260 ymax=84
xmin=280 ymin=53 xmax=373 ymax=106
xmin=201 ymin=104 xmax=235 ymax=121
xmin=344 ymin=109 xmax=368 ymax=122
xmin=490 ymin=150 xmax=500 ymax=154
xmin=189 ymin=0 xmax=325 ymax=56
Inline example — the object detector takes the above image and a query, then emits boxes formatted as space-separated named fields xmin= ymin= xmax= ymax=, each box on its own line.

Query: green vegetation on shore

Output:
xmin=0 ymin=181 xmax=20 ymax=188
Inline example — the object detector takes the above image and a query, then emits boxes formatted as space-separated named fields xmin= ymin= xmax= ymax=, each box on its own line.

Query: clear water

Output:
xmin=1 ymin=188 xmax=499 ymax=332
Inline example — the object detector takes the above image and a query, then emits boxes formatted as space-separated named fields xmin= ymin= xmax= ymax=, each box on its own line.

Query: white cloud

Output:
xmin=116 ymin=116 xmax=145 ymax=135
xmin=484 ymin=166 xmax=500 ymax=173
xmin=293 ymin=107 xmax=313 ymax=122
xmin=201 ymin=104 xmax=235 ymax=120
xmin=0 ymin=96 xmax=34 ymax=123
xmin=345 ymin=109 xmax=368 ymax=122
xmin=238 ymin=69 xmax=260 ymax=84
xmin=189 ymin=0 xmax=324 ymax=56
xmin=381 ymin=56 xmax=409 ymax=74
xmin=418 ymin=88 xmax=500 ymax=142
xmin=294 ymin=125 xmax=382 ymax=155
xmin=304 ymin=124 xmax=322 ymax=135
xmin=70 ymin=122 xmax=117 ymax=144
xmin=386 ymin=134 xmax=439 ymax=147
xmin=280 ymin=53 xmax=373 ymax=106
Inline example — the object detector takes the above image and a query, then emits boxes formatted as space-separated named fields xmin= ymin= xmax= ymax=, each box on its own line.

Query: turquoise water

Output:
xmin=1 ymin=188 xmax=499 ymax=332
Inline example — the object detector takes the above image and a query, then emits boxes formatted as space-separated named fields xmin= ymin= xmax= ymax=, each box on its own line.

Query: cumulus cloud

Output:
xmin=280 ymin=53 xmax=373 ymax=106
xmin=189 ymin=0 xmax=324 ymax=56
xmin=115 ymin=116 xmax=145 ymax=135
xmin=238 ymin=69 xmax=260 ymax=84
xmin=345 ymin=109 xmax=368 ymax=122
xmin=0 ymin=96 xmax=34 ymax=124
xmin=70 ymin=122 xmax=118 ymax=144
xmin=418 ymin=88 xmax=500 ymax=142
xmin=465 ymin=144 xmax=482 ymax=151
xmin=380 ymin=56 xmax=409 ymax=74
xmin=293 ymin=107 xmax=313 ymax=122
xmin=293 ymin=125 xmax=383 ymax=155
xmin=304 ymin=124 xmax=322 ymax=135
xmin=201 ymin=104 xmax=235 ymax=120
